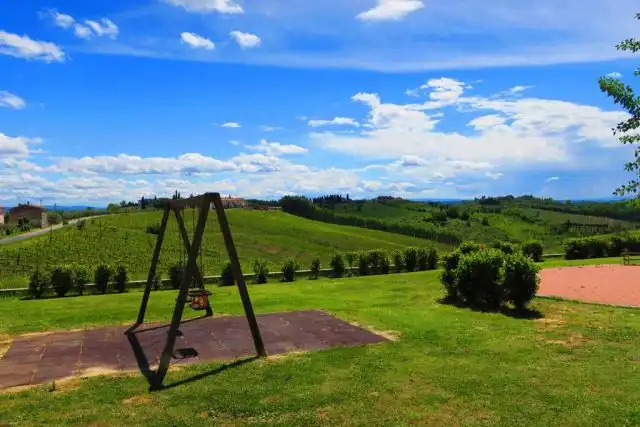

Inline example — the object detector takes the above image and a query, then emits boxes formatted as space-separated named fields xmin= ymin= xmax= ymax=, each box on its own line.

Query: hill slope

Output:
xmin=0 ymin=209 xmax=447 ymax=288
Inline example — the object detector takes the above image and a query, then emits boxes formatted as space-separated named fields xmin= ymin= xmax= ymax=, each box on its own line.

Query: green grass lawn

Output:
xmin=0 ymin=209 xmax=446 ymax=289
xmin=0 ymin=263 xmax=638 ymax=426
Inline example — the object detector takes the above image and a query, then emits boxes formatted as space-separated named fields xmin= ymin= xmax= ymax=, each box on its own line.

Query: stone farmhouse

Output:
xmin=217 ymin=196 xmax=248 ymax=209
xmin=0 ymin=206 xmax=4 ymax=225
xmin=9 ymin=204 xmax=48 ymax=228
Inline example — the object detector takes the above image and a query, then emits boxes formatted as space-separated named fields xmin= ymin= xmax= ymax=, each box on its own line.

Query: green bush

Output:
xmin=51 ymin=265 xmax=74 ymax=298
xmin=114 ymin=266 xmax=128 ymax=293
xmin=417 ymin=247 xmax=439 ymax=271
xmin=310 ymin=258 xmax=321 ymax=280
xmin=345 ymin=252 xmax=357 ymax=269
xmin=330 ymin=253 xmax=346 ymax=278
xmin=220 ymin=262 xmax=235 ymax=287
xmin=403 ymin=247 xmax=418 ymax=272
xmin=458 ymin=241 xmax=482 ymax=254
xmin=481 ymin=217 xmax=490 ymax=226
xmin=95 ymin=264 xmax=112 ymax=294
xmin=28 ymin=269 xmax=49 ymax=298
xmin=281 ymin=258 xmax=300 ymax=282
xmin=380 ymin=253 xmax=390 ymax=274
xmin=522 ymin=239 xmax=544 ymax=262
xmin=76 ymin=219 xmax=86 ymax=231
xmin=253 ymin=259 xmax=269 ymax=284
xmin=492 ymin=241 xmax=516 ymax=255
xmin=358 ymin=252 xmax=370 ymax=276
xmin=366 ymin=249 xmax=386 ymax=268
xmin=503 ymin=253 xmax=540 ymax=310
xmin=73 ymin=265 xmax=90 ymax=295
xmin=440 ymin=250 xmax=461 ymax=299
xmin=145 ymin=223 xmax=162 ymax=235
xmin=392 ymin=251 xmax=404 ymax=273
xmin=168 ymin=264 xmax=184 ymax=290
xmin=455 ymin=249 xmax=506 ymax=309
xmin=153 ymin=272 xmax=162 ymax=291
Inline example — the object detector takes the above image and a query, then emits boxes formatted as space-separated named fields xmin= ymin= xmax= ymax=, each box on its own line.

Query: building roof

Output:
xmin=10 ymin=204 xmax=46 ymax=212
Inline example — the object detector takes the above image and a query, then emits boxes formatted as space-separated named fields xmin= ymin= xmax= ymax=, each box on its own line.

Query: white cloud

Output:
xmin=312 ymin=77 xmax=630 ymax=171
xmin=357 ymin=0 xmax=425 ymax=22
xmin=229 ymin=140 xmax=240 ymax=146
xmin=229 ymin=31 xmax=261 ymax=49
xmin=49 ymin=11 xmax=75 ymax=29
xmin=73 ymin=24 xmax=93 ymax=39
xmin=0 ymin=133 xmax=37 ymax=158
xmin=180 ymin=32 xmax=215 ymax=50
xmin=259 ymin=125 xmax=282 ymax=132
xmin=606 ymin=72 xmax=623 ymax=78
xmin=308 ymin=117 xmax=360 ymax=127
xmin=486 ymin=172 xmax=504 ymax=179
xmin=507 ymin=85 xmax=533 ymax=95
xmin=85 ymin=19 xmax=119 ymax=39
xmin=221 ymin=121 xmax=241 ymax=128
xmin=244 ymin=139 xmax=308 ymax=156
xmin=0 ymin=91 xmax=26 ymax=109
xmin=545 ymin=176 xmax=560 ymax=183
xmin=162 ymin=0 xmax=243 ymax=14
xmin=52 ymin=153 xmax=238 ymax=175
xmin=0 ymin=30 xmax=64 ymax=62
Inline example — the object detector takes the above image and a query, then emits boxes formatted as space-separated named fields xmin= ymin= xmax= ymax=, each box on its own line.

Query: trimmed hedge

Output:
xmin=51 ymin=265 xmax=74 ymax=297
xmin=330 ymin=253 xmax=346 ymax=278
xmin=522 ymin=239 xmax=544 ymax=262
xmin=281 ymin=258 xmax=300 ymax=283
xmin=440 ymin=246 xmax=539 ymax=310
xmin=28 ymin=269 xmax=49 ymax=298
xmin=253 ymin=259 xmax=269 ymax=284
xmin=220 ymin=262 xmax=235 ymax=287
xmin=564 ymin=232 xmax=640 ymax=260
xmin=95 ymin=264 xmax=112 ymax=294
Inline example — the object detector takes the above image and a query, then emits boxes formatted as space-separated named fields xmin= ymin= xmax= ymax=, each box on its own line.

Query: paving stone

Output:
xmin=0 ymin=310 xmax=388 ymax=388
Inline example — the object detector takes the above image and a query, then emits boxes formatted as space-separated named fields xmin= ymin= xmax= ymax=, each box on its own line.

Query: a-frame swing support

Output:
xmin=127 ymin=192 xmax=266 ymax=387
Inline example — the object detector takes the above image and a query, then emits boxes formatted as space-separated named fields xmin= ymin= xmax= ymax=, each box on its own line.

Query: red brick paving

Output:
xmin=0 ymin=310 xmax=387 ymax=390
xmin=539 ymin=264 xmax=640 ymax=307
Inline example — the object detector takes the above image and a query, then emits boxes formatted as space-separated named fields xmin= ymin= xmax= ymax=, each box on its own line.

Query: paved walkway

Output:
xmin=0 ymin=311 xmax=386 ymax=390
xmin=539 ymin=264 xmax=640 ymax=307
xmin=0 ymin=216 xmax=105 ymax=245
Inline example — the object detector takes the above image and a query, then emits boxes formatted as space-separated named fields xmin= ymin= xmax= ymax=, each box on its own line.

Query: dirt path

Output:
xmin=0 ymin=216 xmax=106 ymax=245
xmin=539 ymin=264 xmax=640 ymax=307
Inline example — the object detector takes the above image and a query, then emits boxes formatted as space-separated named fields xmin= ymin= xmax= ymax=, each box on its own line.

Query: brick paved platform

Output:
xmin=0 ymin=311 xmax=387 ymax=390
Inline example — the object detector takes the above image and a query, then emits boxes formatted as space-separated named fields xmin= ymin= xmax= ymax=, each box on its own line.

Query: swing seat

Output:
xmin=185 ymin=289 xmax=212 ymax=311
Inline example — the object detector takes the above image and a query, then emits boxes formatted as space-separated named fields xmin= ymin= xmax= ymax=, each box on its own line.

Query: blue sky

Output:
xmin=0 ymin=0 xmax=638 ymax=205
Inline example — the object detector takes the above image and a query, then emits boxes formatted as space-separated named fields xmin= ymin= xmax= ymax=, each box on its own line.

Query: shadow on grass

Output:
xmin=125 ymin=321 xmax=257 ymax=392
xmin=438 ymin=296 xmax=544 ymax=320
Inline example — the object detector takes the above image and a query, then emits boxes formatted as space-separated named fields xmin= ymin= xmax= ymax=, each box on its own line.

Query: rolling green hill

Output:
xmin=298 ymin=196 xmax=640 ymax=252
xmin=0 ymin=209 xmax=447 ymax=289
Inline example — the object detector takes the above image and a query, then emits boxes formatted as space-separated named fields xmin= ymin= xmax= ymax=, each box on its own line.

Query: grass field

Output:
xmin=0 ymin=210 xmax=445 ymax=289
xmin=0 ymin=262 xmax=638 ymax=426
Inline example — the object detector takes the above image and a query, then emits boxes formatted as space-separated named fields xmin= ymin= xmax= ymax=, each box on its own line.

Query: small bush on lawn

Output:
xmin=503 ymin=253 xmax=540 ymax=310
xmin=95 ymin=264 xmax=112 ymax=294
xmin=76 ymin=219 xmax=86 ymax=231
xmin=366 ymin=250 xmax=386 ymax=269
xmin=281 ymin=258 xmax=300 ymax=282
xmin=345 ymin=252 xmax=357 ymax=269
xmin=380 ymin=253 xmax=391 ymax=274
xmin=330 ymin=253 xmax=346 ymax=278
xmin=392 ymin=251 xmax=404 ymax=273
xmin=493 ymin=241 xmax=516 ymax=255
xmin=145 ymin=223 xmax=162 ymax=235
xmin=310 ymin=258 xmax=321 ymax=279
xmin=522 ymin=239 xmax=544 ymax=262
xmin=73 ymin=265 xmax=90 ymax=295
xmin=458 ymin=241 xmax=482 ymax=255
xmin=114 ymin=266 xmax=128 ymax=293
xmin=358 ymin=252 xmax=370 ymax=276
xmin=169 ymin=264 xmax=184 ymax=290
xmin=440 ymin=250 xmax=462 ymax=300
xmin=403 ymin=247 xmax=418 ymax=272
xmin=220 ymin=262 xmax=235 ymax=287
xmin=417 ymin=247 xmax=439 ymax=271
xmin=28 ymin=269 xmax=49 ymax=298
xmin=253 ymin=259 xmax=269 ymax=284
xmin=455 ymin=249 xmax=505 ymax=310
xmin=51 ymin=265 xmax=74 ymax=298
xmin=153 ymin=272 xmax=162 ymax=291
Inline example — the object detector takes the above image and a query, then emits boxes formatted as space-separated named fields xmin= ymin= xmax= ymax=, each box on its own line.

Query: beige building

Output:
xmin=213 ymin=196 xmax=248 ymax=209
xmin=0 ymin=207 xmax=4 ymax=225
xmin=9 ymin=204 xmax=48 ymax=228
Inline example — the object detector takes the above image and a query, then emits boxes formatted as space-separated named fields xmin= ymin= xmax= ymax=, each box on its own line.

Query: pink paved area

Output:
xmin=538 ymin=264 xmax=640 ymax=307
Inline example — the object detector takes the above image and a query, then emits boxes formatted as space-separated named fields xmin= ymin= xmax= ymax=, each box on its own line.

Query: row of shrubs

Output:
xmin=29 ymin=264 xmax=128 ymax=298
xmin=441 ymin=242 xmax=540 ymax=311
xmin=564 ymin=232 xmax=640 ymax=260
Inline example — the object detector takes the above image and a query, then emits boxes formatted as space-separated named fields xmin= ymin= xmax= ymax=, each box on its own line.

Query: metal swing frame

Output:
xmin=126 ymin=192 xmax=266 ymax=387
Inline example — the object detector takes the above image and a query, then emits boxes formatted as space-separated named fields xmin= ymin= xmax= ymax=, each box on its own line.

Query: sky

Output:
xmin=0 ymin=0 xmax=638 ymax=205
